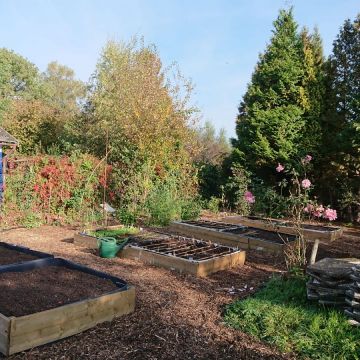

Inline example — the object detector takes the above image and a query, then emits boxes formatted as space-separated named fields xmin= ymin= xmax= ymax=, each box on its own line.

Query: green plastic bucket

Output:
xmin=98 ymin=237 xmax=128 ymax=258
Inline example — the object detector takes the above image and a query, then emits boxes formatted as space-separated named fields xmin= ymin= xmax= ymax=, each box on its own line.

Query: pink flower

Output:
xmin=244 ymin=191 xmax=255 ymax=204
xmin=301 ymin=179 xmax=311 ymax=189
xmin=324 ymin=208 xmax=337 ymax=221
xmin=313 ymin=205 xmax=324 ymax=218
xmin=303 ymin=155 xmax=312 ymax=164
xmin=276 ymin=163 xmax=284 ymax=172
xmin=304 ymin=204 xmax=314 ymax=213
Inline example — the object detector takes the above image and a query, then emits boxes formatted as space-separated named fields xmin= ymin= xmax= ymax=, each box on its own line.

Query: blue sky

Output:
xmin=0 ymin=0 xmax=358 ymax=138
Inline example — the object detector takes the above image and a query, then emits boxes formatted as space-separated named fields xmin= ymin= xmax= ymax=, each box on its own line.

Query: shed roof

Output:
xmin=0 ymin=127 xmax=18 ymax=145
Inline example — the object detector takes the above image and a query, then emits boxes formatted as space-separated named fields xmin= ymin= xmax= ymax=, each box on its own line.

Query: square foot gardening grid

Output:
xmin=120 ymin=232 xmax=246 ymax=277
xmin=222 ymin=216 xmax=343 ymax=242
xmin=169 ymin=220 xmax=251 ymax=249
xmin=0 ymin=257 xmax=135 ymax=356
xmin=169 ymin=220 xmax=298 ymax=253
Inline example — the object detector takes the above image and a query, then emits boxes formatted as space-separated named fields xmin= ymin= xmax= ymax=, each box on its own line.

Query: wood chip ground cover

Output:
xmin=0 ymin=225 xmax=358 ymax=359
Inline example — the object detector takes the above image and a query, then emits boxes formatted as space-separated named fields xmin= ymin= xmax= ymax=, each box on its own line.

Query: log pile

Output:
xmin=345 ymin=265 xmax=360 ymax=326
xmin=306 ymin=258 xmax=360 ymax=307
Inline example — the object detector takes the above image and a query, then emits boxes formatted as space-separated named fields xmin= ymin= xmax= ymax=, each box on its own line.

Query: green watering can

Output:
xmin=98 ymin=237 xmax=128 ymax=258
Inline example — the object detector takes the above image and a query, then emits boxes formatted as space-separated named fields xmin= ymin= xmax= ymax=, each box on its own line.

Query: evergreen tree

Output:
xmin=318 ymin=14 xmax=360 ymax=219
xmin=331 ymin=15 xmax=360 ymax=126
xmin=234 ymin=8 xmax=307 ymax=177
xmin=299 ymin=27 xmax=325 ymax=156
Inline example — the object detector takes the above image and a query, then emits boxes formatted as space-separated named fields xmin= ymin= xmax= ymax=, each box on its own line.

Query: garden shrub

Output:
xmin=143 ymin=175 xmax=200 ymax=226
xmin=222 ymin=163 xmax=251 ymax=214
xmin=206 ymin=196 xmax=221 ymax=214
xmin=180 ymin=197 xmax=202 ymax=220
xmin=145 ymin=181 xmax=182 ymax=226
xmin=252 ymin=180 xmax=291 ymax=218
xmin=1 ymin=153 xmax=107 ymax=226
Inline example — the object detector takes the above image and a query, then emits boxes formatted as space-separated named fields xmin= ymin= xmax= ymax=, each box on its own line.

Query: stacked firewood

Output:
xmin=306 ymin=258 xmax=360 ymax=307
xmin=345 ymin=265 xmax=360 ymax=326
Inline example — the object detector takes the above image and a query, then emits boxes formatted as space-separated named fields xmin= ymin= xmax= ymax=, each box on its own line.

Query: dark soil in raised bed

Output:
xmin=0 ymin=246 xmax=38 ymax=265
xmin=287 ymin=223 xmax=339 ymax=232
xmin=0 ymin=266 xmax=118 ymax=317
xmin=183 ymin=220 xmax=239 ymax=230
xmin=246 ymin=216 xmax=284 ymax=224
xmin=247 ymin=229 xmax=297 ymax=244
xmin=130 ymin=236 xmax=236 ymax=261
xmin=222 ymin=226 xmax=254 ymax=234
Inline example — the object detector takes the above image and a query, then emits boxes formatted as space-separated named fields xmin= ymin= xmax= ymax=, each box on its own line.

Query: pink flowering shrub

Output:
xmin=244 ymin=191 xmax=255 ymax=204
xmin=302 ymin=154 xmax=312 ymax=164
xmin=301 ymin=179 xmax=311 ymax=189
xmin=303 ymin=203 xmax=337 ymax=221
xmin=303 ymin=203 xmax=314 ymax=214
xmin=312 ymin=204 xmax=324 ymax=218
xmin=324 ymin=208 xmax=337 ymax=221
xmin=275 ymin=155 xmax=338 ymax=224
xmin=273 ymin=154 xmax=339 ymax=268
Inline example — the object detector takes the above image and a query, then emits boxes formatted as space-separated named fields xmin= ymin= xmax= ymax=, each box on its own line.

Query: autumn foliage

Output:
xmin=2 ymin=154 xmax=108 ymax=226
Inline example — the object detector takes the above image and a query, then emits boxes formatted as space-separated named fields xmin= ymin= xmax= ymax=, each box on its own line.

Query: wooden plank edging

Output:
xmin=0 ymin=257 xmax=135 ymax=355
xmin=119 ymin=245 xmax=246 ymax=277
xmin=169 ymin=222 xmax=249 ymax=249
xmin=222 ymin=216 xmax=343 ymax=242
xmin=7 ymin=287 xmax=135 ymax=355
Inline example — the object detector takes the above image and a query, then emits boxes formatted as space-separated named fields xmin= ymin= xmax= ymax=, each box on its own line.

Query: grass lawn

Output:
xmin=224 ymin=276 xmax=360 ymax=360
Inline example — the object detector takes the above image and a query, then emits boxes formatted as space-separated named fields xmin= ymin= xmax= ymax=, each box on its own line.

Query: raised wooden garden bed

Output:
xmin=119 ymin=232 xmax=245 ymax=277
xmin=169 ymin=220 xmax=251 ymax=249
xmin=0 ymin=258 xmax=135 ymax=355
xmin=169 ymin=220 xmax=296 ymax=253
xmin=246 ymin=229 xmax=297 ymax=253
xmin=74 ymin=225 xmax=128 ymax=249
xmin=222 ymin=215 xmax=343 ymax=242
xmin=0 ymin=242 xmax=53 ymax=268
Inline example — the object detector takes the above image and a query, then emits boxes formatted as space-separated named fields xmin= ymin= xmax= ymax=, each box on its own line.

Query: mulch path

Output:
xmin=0 ymin=246 xmax=37 ymax=265
xmin=0 ymin=266 xmax=118 ymax=317
xmin=0 ymin=224 xmax=358 ymax=359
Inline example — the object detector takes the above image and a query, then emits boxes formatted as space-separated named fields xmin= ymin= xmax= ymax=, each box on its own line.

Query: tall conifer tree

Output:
xmin=234 ymin=8 xmax=307 ymax=177
xmin=299 ymin=27 xmax=325 ymax=155
xmin=318 ymin=15 xmax=360 ymax=219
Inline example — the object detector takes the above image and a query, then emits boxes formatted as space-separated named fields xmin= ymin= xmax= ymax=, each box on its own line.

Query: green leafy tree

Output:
xmin=1 ymin=99 xmax=61 ymax=153
xmin=41 ymin=61 xmax=86 ymax=151
xmin=42 ymin=61 xmax=85 ymax=115
xmin=84 ymin=38 xmax=200 ymax=221
xmin=195 ymin=121 xmax=230 ymax=165
xmin=1 ymin=59 xmax=85 ymax=154
xmin=195 ymin=121 xmax=231 ymax=200
xmin=0 ymin=48 xmax=41 ymax=121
